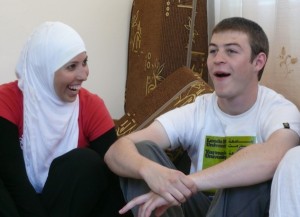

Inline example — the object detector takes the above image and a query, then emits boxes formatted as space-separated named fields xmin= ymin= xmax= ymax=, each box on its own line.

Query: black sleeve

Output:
xmin=0 ymin=117 xmax=47 ymax=217
xmin=89 ymin=127 xmax=118 ymax=159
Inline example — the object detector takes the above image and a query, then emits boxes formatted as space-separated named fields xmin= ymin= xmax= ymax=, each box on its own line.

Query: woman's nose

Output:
xmin=76 ymin=67 xmax=89 ymax=80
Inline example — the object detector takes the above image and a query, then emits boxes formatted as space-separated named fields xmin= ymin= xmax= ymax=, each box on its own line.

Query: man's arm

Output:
xmin=189 ymin=128 xmax=299 ymax=191
xmin=104 ymin=121 xmax=170 ymax=178
xmin=104 ymin=120 xmax=197 ymax=204
xmin=119 ymin=128 xmax=299 ymax=217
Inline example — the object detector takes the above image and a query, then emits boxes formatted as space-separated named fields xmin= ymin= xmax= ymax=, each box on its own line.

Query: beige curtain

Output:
xmin=208 ymin=0 xmax=300 ymax=108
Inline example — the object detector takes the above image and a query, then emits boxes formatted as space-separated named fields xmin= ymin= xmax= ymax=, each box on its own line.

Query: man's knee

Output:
xmin=135 ymin=141 xmax=176 ymax=169
xmin=208 ymin=181 xmax=271 ymax=217
xmin=135 ymin=140 xmax=161 ymax=154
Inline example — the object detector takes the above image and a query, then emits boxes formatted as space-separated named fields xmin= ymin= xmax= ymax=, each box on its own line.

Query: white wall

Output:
xmin=0 ymin=0 xmax=133 ymax=119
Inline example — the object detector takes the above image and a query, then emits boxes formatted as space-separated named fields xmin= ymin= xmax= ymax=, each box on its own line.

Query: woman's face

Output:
xmin=54 ymin=52 xmax=89 ymax=102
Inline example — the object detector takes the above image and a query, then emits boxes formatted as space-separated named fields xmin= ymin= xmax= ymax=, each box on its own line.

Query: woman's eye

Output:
xmin=83 ymin=59 xmax=88 ymax=66
xmin=66 ymin=64 xmax=76 ymax=71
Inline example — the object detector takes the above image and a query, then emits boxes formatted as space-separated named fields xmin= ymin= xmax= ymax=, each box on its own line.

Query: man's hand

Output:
xmin=119 ymin=166 xmax=197 ymax=217
xmin=141 ymin=162 xmax=197 ymax=204
xmin=119 ymin=191 xmax=177 ymax=217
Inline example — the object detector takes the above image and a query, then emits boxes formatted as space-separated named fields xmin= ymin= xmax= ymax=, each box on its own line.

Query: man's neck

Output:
xmin=217 ymin=85 xmax=259 ymax=115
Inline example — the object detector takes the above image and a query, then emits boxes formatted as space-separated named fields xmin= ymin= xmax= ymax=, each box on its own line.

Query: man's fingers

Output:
xmin=139 ymin=195 xmax=168 ymax=217
xmin=154 ymin=205 xmax=170 ymax=217
xmin=119 ymin=194 xmax=150 ymax=214
xmin=181 ymin=175 xmax=198 ymax=194
xmin=162 ymin=174 xmax=196 ymax=203
xmin=163 ymin=188 xmax=187 ymax=204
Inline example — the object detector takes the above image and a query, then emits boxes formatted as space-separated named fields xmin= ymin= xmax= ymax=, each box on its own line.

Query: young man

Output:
xmin=105 ymin=17 xmax=300 ymax=217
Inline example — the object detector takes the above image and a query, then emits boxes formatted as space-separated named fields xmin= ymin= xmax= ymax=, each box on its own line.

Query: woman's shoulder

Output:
xmin=0 ymin=80 xmax=22 ymax=103
xmin=0 ymin=80 xmax=21 ymax=93
xmin=78 ymin=87 xmax=104 ymax=105
xmin=0 ymin=80 xmax=23 ymax=126
xmin=77 ymin=87 xmax=114 ymax=142
xmin=78 ymin=87 xmax=109 ymax=116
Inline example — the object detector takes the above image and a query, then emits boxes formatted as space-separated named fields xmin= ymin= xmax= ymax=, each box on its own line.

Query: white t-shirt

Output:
xmin=156 ymin=85 xmax=300 ymax=173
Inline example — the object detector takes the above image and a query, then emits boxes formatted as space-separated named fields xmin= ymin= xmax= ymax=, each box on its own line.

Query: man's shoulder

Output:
xmin=259 ymin=85 xmax=292 ymax=103
xmin=258 ymin=85 xmax=299 ymax=116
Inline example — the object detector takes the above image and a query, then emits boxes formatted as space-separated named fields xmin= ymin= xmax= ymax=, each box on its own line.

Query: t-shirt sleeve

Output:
xmin=261 ymin=99 xmax=300 ymax=141
xmin=156 ymin=96 xmax=207 ymax=150
xmin=79 ymin=89 xmax=115 ymax=142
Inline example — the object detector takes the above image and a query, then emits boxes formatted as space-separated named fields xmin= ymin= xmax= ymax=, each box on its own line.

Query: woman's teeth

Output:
xmin=68 ymin=85 xmax=81 ymax=91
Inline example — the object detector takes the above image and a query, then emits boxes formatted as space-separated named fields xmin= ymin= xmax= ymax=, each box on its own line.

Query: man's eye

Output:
xmin=209 ymin=49 xmax=217 ymax=54
xmin=227 ymin=49 xmax=237 ymax=54
xmin=83 ymin=59 xmax=88 ymax=66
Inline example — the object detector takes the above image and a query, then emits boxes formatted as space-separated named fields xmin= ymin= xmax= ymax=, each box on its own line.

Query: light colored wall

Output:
xmin=0 ymin=0 xmax=133 ymax=119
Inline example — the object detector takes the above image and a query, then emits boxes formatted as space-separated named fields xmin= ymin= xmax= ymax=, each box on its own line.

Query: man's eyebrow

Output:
xmin=209 ymin=43 xmax=217 ymax=47
xmin=225 ymin=43 xmax=242 ymax=47
xmin=208 ymin=42 xmax=242 ymax=48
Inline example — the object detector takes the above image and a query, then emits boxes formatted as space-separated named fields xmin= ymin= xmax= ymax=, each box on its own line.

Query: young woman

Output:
xmin=0 ymin=22 xmax=130 ymax=217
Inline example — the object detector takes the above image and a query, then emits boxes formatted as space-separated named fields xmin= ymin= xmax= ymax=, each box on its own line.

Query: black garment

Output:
xmin=0 ymin=178 xmax=21 ymax=217
xmin=0 ymin=117 xmax=132 ymax=217
xmin=41 ymin=148 xmax=122 ymax=217
xmin=0 ymin=117 xmax=47 ymax=217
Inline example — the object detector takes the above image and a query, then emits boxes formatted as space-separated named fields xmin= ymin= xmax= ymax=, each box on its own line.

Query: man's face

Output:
xmin=207 ymin=30 xmax=259 ymax=102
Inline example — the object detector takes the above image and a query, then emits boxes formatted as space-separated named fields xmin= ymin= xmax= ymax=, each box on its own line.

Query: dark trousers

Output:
xmin=0 ymin=148 xmax=129 ymax=217
xmin=121 ymin=141 xmax=271 ymax=217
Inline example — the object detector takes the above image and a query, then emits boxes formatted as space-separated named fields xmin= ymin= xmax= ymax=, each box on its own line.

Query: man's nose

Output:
xmin=214 ymin=51 xmax=226 ymax=64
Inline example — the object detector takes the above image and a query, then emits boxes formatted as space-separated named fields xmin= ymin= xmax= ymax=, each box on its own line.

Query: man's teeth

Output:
xmin=68 ymin=85 xmax=81 ymax=91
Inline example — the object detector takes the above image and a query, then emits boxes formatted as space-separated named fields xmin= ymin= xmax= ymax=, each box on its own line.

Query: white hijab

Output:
xmin=16 ymin=22 xmax=86 ymax=193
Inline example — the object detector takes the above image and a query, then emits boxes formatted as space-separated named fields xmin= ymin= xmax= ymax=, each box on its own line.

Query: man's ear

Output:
xmin=254 ymin=52 xmax=267 ymax=72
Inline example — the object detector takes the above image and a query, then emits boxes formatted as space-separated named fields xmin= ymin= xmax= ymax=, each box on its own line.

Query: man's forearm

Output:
xmin=104 ymin=137 xmax=150 ymax=179
xmin=189 ymin=129 xmax=299 ymax=191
